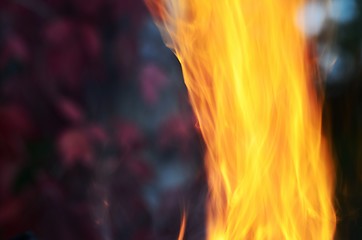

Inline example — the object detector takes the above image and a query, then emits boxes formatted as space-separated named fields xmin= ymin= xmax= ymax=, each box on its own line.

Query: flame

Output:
xmin=178 ymin=210 xmax=186 ymax=240
xmin=147 ymin=0 xmax=336 ymax=239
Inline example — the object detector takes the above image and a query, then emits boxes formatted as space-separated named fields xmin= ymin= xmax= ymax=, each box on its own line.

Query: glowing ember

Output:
xmin=147 ymin=0 xmax=336 ymax=239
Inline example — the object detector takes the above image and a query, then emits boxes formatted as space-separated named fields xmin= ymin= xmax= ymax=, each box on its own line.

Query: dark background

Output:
xmin=0 ymin=0 xmax=205 ymax=239
xmin=0 ymin=0 xmax=361 ymax=239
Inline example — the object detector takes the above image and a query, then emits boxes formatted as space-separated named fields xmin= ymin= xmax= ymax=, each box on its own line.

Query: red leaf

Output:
xmin=80 ymin=25 xmax=101 ymax=59
xmin=139 ymin=64 xmax=168 ymax=105
xmin=44 ymin=19 xmax=73 ymax=46
xmin=116 ymin=122 xmax=144 ymax=153
xmin=57 ymin=129 xmax=93 ymax=168
xmin=57 ymin=98 xmax=84 ymax=123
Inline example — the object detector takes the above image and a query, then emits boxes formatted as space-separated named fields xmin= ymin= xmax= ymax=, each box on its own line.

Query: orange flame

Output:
xmin=178 ymin=210 xmax=186 ymax=240
xmin=147 ymin=0 xmax=336 ymax=239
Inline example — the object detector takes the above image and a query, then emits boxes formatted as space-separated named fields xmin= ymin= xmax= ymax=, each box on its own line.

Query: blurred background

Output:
xmin=0 ymin=0 xmax=361 ymax=239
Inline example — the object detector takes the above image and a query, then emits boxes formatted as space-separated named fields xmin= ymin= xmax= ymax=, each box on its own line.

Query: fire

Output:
xmin=147 ymin=0 xmax=336 ymax=239
xmin=178 ymin=211 xmax=186 ymax=240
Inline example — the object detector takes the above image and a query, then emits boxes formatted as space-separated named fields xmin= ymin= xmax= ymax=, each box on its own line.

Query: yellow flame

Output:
xmin=147 ymin=0 xmax=336 ymax=239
